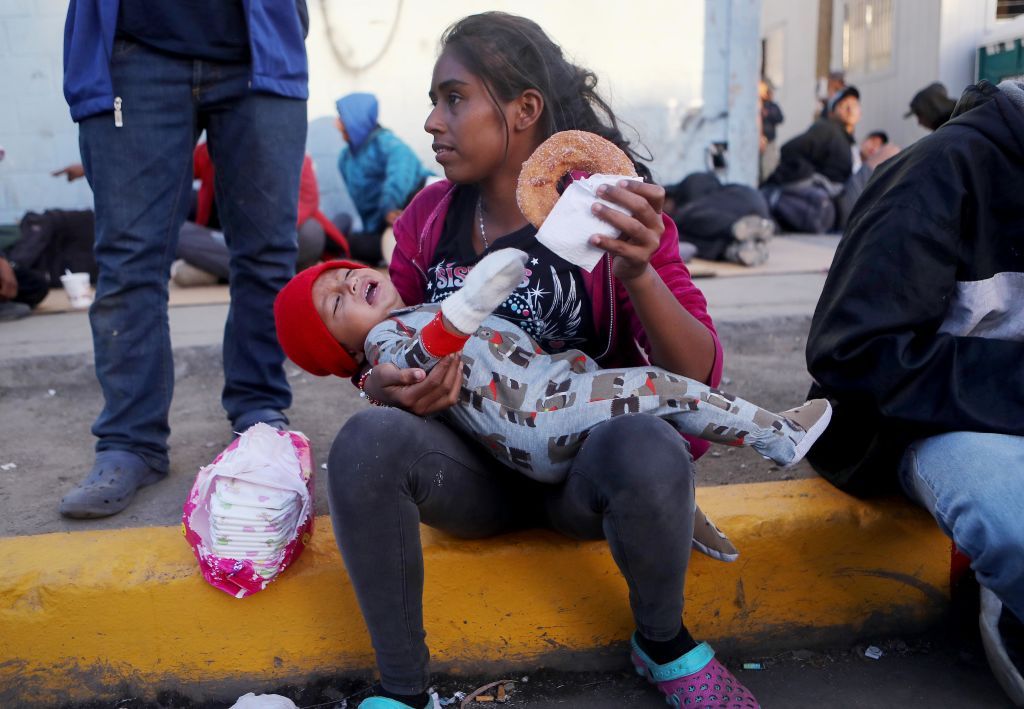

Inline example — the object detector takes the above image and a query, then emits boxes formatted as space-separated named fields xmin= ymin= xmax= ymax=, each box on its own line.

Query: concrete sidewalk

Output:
xmin=0 ymin=235 xmax=962 ymax=706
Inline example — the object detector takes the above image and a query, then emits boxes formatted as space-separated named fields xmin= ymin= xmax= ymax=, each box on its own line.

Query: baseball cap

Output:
xmin=827 ymin=85 xmax=860 ymax=115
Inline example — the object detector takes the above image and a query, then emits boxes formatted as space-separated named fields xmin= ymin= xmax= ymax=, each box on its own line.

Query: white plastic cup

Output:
xmin=60 ymin=272 xmax=93 ymax=309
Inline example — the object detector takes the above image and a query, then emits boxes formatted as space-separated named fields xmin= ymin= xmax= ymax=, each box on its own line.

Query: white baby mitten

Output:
xmin=441 ymin=248 xmax=528 ymax=334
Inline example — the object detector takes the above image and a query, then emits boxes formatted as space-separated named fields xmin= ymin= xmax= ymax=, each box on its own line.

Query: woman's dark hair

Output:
xmin=440 ymin=12 xmax=652 ymax=180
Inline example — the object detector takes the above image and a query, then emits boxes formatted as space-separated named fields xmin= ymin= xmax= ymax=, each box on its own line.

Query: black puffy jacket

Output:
xmin=766 ymin=117 xmax=853 ymax=186
xmin=805 ymin=81 xmax=1024 ymax=496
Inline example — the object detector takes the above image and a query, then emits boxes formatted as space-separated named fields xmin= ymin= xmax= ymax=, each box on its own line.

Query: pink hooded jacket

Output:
xmin=389 ymin=179 xmax=724 ymax=461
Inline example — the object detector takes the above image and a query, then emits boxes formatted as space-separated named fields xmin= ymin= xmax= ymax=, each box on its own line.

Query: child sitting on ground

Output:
xmin=274 ymin=248 xmax=831 ymax=560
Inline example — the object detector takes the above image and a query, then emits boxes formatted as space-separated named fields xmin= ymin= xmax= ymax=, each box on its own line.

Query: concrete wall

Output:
xmin=0 ymin=0 xmax=92 ymax=226
xmin=937 ymin=0 xmax=996 ymax=95
xmin=829 ymin=0 xmax=942 ymax=150
xmin=761 ymin=0 xmax=822 ymax=146
xmin=0 ymin=1 xmax=717 ymax=226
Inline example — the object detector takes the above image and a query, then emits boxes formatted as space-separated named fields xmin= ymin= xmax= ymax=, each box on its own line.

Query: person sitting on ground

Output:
xmin=766 ymin=85 xmax=860 ymax=189
xmin=172 ymin=143 xmax=348 ymax=286
xmin=317 ymin=12 xmax=761 ymax=709
xmin=765 ymin=86 xmax=893 ymax=232
xmin=859 ymin=130 xmax=888 ymax=164
xmin=51 ymin=150 xmax=343 ymax=289
xmin=905 ymin=82 xmax=957 ymax=132
xmin=334 ymin=92 xmax=434 ymax=266
xmin=275 ymin=248 xmax=832 ymax=561
xmin=0 ymin=254 xmax=49 ymax=321
xmin=806 ymin=78 xmax=1024 ymax=708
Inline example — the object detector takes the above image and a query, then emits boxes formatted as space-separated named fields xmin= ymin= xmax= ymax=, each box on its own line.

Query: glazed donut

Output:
xmin=516 ymin=130 xmax=638 ymax=228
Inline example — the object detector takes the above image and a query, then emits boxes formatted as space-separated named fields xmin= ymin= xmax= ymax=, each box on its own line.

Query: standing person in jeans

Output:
xmin=58 ymin=0 xmax=309 ymax=519
xmin=806 ymin=79 xmax=1024 ymax=706
xmin=327 ymin=12 xmax=757 ymax=709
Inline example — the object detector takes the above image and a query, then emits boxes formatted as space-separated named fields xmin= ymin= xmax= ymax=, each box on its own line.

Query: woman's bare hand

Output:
xmin=588 ymin=180 xmax=666 ymax=282
xmin=364 ymin=355 xmax=462 ymax=416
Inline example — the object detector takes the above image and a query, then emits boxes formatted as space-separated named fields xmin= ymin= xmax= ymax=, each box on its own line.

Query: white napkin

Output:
xmin=535 ymin=174 xmax=642 ymax=272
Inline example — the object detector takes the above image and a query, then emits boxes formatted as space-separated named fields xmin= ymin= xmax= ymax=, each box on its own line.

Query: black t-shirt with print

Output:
xmin=426 ymin=185 xmax=599 ymax=357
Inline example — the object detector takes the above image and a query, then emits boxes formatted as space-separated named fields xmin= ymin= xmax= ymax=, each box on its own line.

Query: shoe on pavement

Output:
xmin=979 ymin=585 xmax=1024 ymax=707
xmin=0 ymin=301 xmax=31 ymax=321
xmin=170 ymin=259 xmax=219 ymax=287
xmin=357 ymin=697 xmax=432 ymax=709
xmin=723 ymin=239 xmax=770 ymax=267
xmin=692 ymin=504 xmax=739 ymax=562
xmin=59 ymin=450 xmax=165 ymax=519
xmin=730 ymin=215 xmax=775 ymax=243
xmin=232 ymin=410 xmax=289 ymax=438
xmin=631 ymin=633 xmax=760 ymax=708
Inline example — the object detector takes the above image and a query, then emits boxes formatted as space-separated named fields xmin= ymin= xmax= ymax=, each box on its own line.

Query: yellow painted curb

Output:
xmin=0 ymin=478 xmax=950 ymax=705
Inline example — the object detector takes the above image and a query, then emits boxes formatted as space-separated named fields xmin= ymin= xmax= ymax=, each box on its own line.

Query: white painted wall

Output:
xmin=0 ymin=0 xmax=92 ymax=226
xmin=305 ymin=0 xmax=711 ymax=196
xmin=761 ymin=0 xmax=821 ymax=146
xmin=830 ymin=0 xmax=942 ymax=149
xmin=938 ymin=0 xmax=994 ymax=95
xmin=0 ymin=0 xmax=714 ymax=226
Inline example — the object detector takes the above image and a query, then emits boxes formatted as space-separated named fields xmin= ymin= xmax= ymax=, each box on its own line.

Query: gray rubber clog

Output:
xmin=59 ymin=450 xmax=165 ymax=519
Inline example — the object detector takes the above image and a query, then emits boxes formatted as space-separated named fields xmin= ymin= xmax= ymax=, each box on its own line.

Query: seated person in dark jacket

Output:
xmin=805 ymin=80 xmax=1024 ymax=708
xmin=765 ymin=85 xmax=859 ymax=189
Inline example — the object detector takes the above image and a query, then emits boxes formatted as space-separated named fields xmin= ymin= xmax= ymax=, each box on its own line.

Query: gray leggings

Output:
xmin=327 ymin=407 xmax=696 ymax=695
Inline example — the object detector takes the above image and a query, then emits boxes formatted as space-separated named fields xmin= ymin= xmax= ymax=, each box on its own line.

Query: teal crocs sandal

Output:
xmin=357 ymin=696 xmax=432 ymax=709
xmin=630 ymin=633 xmax=759 ymax=708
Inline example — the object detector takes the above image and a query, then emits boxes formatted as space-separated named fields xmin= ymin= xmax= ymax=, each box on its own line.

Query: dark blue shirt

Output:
xmin=117 ymin=0 xmax=250 ymax=63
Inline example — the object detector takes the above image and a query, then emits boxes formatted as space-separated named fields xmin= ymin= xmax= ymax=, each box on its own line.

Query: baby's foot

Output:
xmin=778 ymin=398 xmax=832 ymax=464
xmin=756 ymin=398 xmax=832 ymax=467
xmin=691 ymin=504 xmax=738 ymax=562
xmin=442 ymin=248 xmax=528 ymax=334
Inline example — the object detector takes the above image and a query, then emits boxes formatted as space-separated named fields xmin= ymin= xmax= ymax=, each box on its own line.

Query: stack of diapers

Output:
xmin=182 ymin=423 xmax=315 ymax=598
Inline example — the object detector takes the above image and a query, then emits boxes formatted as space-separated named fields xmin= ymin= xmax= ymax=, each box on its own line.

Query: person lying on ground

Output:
xmin=275 ymin=247 xmax=833 ymax=560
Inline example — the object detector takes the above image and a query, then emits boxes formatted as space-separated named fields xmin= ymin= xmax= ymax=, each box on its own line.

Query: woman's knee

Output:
xmin=908 ymin=432 xmax=1024 ymax=592
xmin=328 ymin=407 xmax=416 ymax=506
xmin=575 ymin=415 xmax=694 ymax=495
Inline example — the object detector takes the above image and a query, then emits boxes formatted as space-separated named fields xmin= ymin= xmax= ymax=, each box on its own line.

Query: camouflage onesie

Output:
xmin=365 ymin=303 xmax=806 ymax=484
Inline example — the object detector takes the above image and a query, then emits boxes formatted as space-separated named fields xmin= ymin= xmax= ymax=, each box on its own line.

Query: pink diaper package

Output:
xmin=182 ymin=423 xmax=315 ymax=598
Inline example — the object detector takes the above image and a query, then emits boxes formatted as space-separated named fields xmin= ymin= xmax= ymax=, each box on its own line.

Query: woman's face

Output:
xmin=424 ymin=50 xmax=515 ymax=184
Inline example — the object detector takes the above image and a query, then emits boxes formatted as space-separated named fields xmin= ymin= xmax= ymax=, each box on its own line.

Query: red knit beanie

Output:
xmin=274 ymin=260 xmax=370 ymax=378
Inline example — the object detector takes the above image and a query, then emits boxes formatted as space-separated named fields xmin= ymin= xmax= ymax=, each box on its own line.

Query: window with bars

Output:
xmin=997 ymin=0 xmax=1024 ymax=19
xmin=842 ymin=0 xmax=894 ymax=74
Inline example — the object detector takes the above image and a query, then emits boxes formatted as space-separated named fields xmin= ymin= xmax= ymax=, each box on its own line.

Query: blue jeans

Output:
xmin=78 ymin=40 xmax=307 ymax=472
xmin=899 ymin=432 xmax=1024 ymax=619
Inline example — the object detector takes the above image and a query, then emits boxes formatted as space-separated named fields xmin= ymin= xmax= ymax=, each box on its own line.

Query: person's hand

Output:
xmin=589 ymin=180 xmax=665 ymax=282
xmin=0 ymin=257 xmax=18 ymax=300
xmin=51 ymin=163 xmax=85 ymax=182
xmin=385 ymin=209 xmax=403 ymax=226
xmin=364 ymin=355 xmax=462 ymax=415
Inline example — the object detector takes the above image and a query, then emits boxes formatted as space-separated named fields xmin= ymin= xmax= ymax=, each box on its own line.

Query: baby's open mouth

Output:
xmin=364 ymin=282 xmax=378 ymax=305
